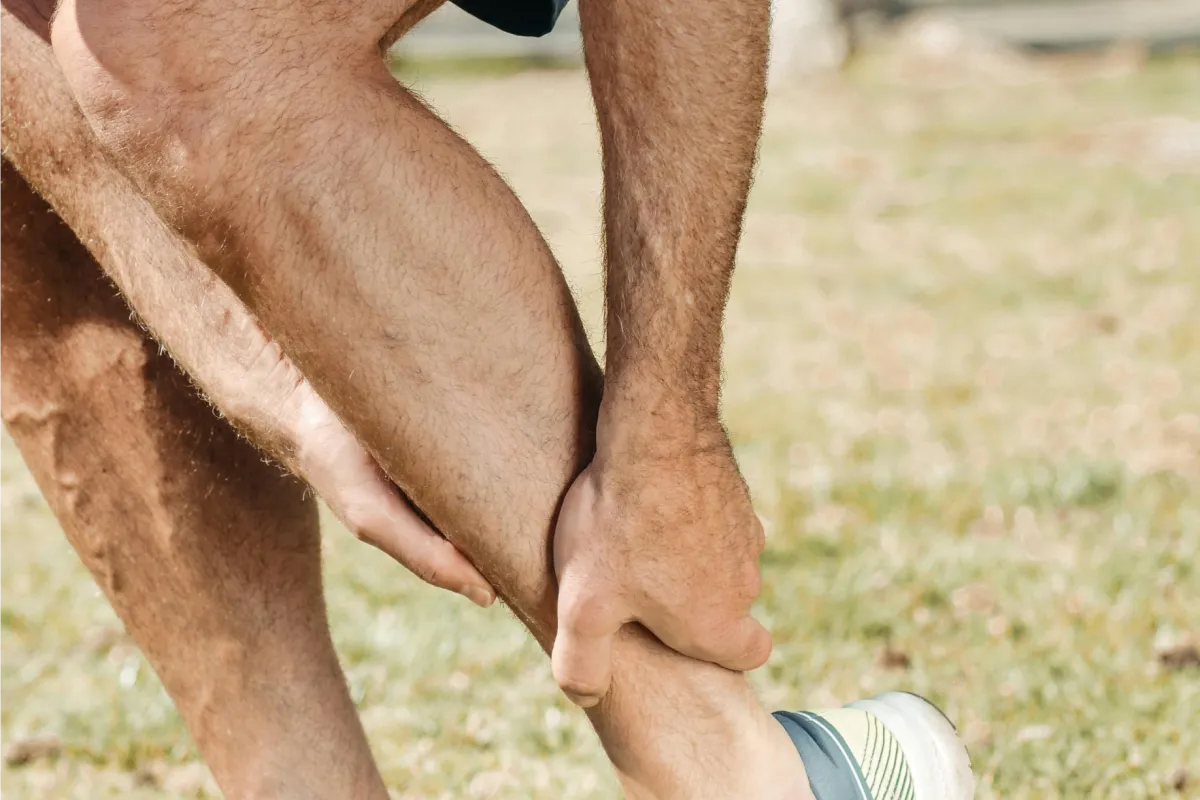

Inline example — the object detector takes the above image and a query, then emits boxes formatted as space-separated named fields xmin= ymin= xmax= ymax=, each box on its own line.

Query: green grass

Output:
xmin=3 ymin=47 xmax=1199 ymax=799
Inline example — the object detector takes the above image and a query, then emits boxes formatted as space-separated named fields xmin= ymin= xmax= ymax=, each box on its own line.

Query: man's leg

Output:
xmin=47 ymin=1 xmax=813 ymax=797
xmin=0 ymin=160 xmax=389 ymax=799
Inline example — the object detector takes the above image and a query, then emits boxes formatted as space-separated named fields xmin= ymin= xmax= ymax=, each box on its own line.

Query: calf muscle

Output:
xmin=43 ymin=1 xmax=810 ymax=794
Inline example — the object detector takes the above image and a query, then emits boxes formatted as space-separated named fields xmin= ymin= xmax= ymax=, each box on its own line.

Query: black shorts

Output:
xmin=450 ymin=0 xmax=570 ymax=37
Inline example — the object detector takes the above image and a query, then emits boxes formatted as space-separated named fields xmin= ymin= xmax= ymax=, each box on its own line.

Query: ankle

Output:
xmin=589 ymin=629 xmax=811 ymax=800
xmin=204 ymin=721 xmax=390 ymax=800
xmin=606 ymin=696 xmax=810 ymax=800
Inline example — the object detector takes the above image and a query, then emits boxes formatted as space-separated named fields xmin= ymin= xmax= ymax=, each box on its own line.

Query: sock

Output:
xmin=774 ymin=708 xmax=915 ymax=800
xmin=774 ymin=710 xmax=869 ymax=800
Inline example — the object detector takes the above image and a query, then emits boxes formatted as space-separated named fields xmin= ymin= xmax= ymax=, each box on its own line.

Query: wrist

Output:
xmin=277 ymin=383 xmax=342 ymax=476
xmin=602 ymin=355 xmax=720 ymax=409
xmin=604 ymin=340 xmax=722 ymax=402
xmin=215 ymin=368 xmax=311 ymax=473
xmin=597 ymin=376 xmax=727 ymax=462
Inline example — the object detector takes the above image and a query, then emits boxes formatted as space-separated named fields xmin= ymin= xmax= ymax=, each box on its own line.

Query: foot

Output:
xmin=775 ymin=692 xmax=976 ymax=800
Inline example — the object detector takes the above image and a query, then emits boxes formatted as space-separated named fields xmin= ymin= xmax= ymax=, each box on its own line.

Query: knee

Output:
xmin=49 ymin=0 xmax=321 ymax=160
xmin=46 ymin=0 xmax=413 ymax=195
xmin=47 ymin=0 xmax=302 ymax=227
xmin=51 ymin=0 xmax=430 ymax=134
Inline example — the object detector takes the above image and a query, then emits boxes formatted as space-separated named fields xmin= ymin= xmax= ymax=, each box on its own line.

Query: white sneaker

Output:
xmin=774 ymin=691 xmax=975 ymax=800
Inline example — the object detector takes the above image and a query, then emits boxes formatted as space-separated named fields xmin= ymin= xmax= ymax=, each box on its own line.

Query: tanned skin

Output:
xmin=1 ymin=161 xmax=392 ymax=798
xmin=554 ymin=0 xmax=773 ymax=708
xmin=6 ymin=0 xmax=815 ymax=795
xmin=0 ymin=5 xmax=494 ymax=607
xmin=3 ymin=6 xmax=485 ymax=791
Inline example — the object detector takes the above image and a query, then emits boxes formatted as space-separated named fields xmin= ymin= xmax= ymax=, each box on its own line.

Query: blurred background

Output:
xmin=3 ymin=1 xmax=1198 ymax=798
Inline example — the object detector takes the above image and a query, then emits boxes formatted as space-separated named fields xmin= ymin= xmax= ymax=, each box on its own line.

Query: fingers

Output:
xmin=652 ymin=612 xmax=773 ymax=673
xmin=338 ymin=481 xmax=496 ymax=608
xmin=705 ymin=615 xmax=773 ymax=672
xmin=552 ymin=577 xmax=625 ymax=708
xmin=291 ymin=399 xmax=495 ymax=607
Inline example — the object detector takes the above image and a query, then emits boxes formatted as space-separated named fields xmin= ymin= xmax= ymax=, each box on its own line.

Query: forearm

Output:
xmin=1 ymin=15 xmax=305 ymax=463
xmin=579 ymin=0 xmax=770 ymax=425
xmin=90 ymin=234 xmax=303 ymax=462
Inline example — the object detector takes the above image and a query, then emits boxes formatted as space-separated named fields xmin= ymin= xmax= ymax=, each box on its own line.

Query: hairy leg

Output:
xmin=0 ymin=161 xmax=389 ymax=800
xmin=49 ymin=3 xmax=811 ymax=796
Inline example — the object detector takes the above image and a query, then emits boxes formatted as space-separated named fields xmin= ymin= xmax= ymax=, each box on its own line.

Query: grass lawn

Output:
xmin=2 ymin=39 xmax=1198 ymax=799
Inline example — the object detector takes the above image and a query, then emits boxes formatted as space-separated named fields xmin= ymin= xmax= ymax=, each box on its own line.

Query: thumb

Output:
xmin=552 ymin=577 xmax=625 ymax=708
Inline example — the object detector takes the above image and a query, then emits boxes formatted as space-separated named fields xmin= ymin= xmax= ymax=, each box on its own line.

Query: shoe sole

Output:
xmin=847 ymin=692 xmax=975 ymax=800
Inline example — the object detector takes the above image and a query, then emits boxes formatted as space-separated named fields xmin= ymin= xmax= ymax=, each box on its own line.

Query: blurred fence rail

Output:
xmin=908 ymin=0 xmax=1200 ymax=48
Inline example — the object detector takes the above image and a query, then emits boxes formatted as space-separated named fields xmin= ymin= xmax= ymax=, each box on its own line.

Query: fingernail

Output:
xmin=464 ymin=586 xmax=495 ymax=608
